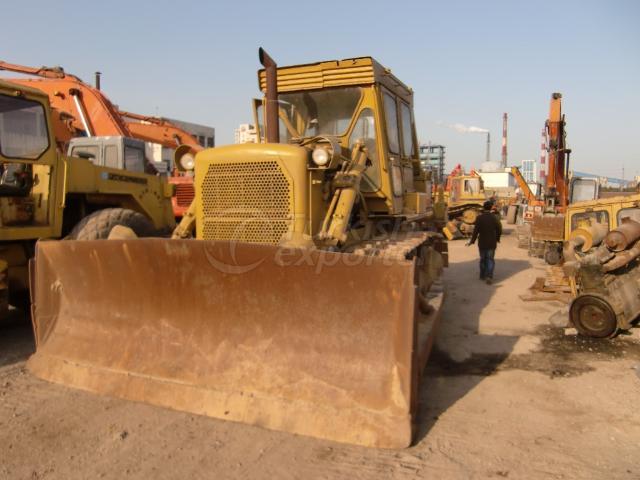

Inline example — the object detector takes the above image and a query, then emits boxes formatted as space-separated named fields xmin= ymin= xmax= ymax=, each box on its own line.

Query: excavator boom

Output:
xmin=510 ymin=166 xmax=540 ymax=205
xmin=118 ymin=110 xmax=203 ymax=151
xmin=545 ymin=93 xmax=570 ymax=210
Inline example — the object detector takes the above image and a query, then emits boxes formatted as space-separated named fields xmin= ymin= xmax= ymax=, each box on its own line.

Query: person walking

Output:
xmin=467 ymin=201 xmax=502 ymax=284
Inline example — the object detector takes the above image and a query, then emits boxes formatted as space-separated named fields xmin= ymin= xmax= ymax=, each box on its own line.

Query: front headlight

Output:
xmin=312 ymin=147 xmax=330 ymax=167
xmin=179 ymin=153 xmax=195 ymax=171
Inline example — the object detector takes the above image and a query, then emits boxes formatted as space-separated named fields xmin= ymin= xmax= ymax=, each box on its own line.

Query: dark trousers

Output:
xmin=479 ymin=249 xmax=495 ymax=279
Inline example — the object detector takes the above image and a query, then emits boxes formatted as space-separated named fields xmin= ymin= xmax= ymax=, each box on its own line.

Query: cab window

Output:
xmin=0 ymin=94 xmax=49 ymax=159
xmin=617 ymin=207 xmax=640 ymax=224
xmin=570 ymin=210 xmax=609 ymax=230
xmin=104 ymin=145 xmax=119 ymax=169
xmin=399 ymin=102 xmax=415 ymax=157
xmin=464 ymin=178 xmax=482 ymax=194
xmin=71 ymin=145 xmax=99 ymax=163
xmin=124 ymin=146 xmax=145 ymax=172
xmin=349 ymin=108 xmax=380 ymax=193
xmin=277 ymin=87 xmax=362 ymax=139
xmin=383 ymin=92 xmax=400 ymax=154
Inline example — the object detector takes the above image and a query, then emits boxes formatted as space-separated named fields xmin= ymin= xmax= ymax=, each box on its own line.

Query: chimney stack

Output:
xmin=501 ymin=113 xmax=508 ymax=168
xmin=485 ymin=132 xmax=491 ymax=164
xmin=94 ymin=71 xmax=102 ymax=91
xmin=540 ymin=127 xmax=547 ymax=185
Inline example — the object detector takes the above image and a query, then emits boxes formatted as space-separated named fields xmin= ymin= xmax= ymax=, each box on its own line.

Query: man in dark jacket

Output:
xmin=467 ymin=201 xmax=502 ymax=284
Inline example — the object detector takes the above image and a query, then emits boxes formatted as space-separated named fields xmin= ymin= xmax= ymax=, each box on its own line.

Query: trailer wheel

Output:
xmin=67 ymin=208 xmax=155 ymax=240
xmin=570 ymin=295 xmax=618 ymax=338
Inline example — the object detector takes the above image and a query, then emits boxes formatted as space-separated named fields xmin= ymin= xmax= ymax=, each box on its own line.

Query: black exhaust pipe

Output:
xmin=258 ymin=48 xmax=279 ymax=144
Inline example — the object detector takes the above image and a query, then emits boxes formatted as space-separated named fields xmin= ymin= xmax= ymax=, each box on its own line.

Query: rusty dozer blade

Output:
xmin=28 ymin=239 xmax=443 ymax=448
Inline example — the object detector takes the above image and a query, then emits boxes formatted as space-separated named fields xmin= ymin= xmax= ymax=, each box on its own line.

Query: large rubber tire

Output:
xmin=67 ymin=208 xmax=155 ymax=240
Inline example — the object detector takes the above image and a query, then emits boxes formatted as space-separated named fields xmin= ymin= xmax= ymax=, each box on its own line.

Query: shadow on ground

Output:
xmin=413 ymin=254 xmax=531 ymax=444
xmin=0 ymin=311 xmax=34 ymax=368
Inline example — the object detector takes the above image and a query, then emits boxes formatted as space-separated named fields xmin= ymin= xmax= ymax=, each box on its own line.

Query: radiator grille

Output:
xmin=200 ymin=161 xmax=292 ymax=244
xmin=175 ymin=183 xmax=195 ymax=207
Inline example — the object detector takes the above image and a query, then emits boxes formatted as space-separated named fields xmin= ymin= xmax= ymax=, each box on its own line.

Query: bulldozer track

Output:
xmin=351 ymin=231 xmax=442 ymax=260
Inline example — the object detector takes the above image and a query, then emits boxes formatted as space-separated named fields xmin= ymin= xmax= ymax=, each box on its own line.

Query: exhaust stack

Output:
xmin=259 ymin=48 xmax=279 ymax=144
xmin=94 ymin=71 xmax=101 ymax=91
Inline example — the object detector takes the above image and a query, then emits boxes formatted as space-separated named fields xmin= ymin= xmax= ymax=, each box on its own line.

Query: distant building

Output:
xmin=138 ymin=117 xmax=214 ymax=173
xmin=166 ymin=118 xmax=215 ymax=148
xmin=479 ymin=169 xmax=515 ymax=189
xmin=418 ymin=144 xmax=445 ymax=183
xmin=235 ymin=124 xmax=258 ymax=144
xmin=521 ymin=159 xmax=538 ymax=183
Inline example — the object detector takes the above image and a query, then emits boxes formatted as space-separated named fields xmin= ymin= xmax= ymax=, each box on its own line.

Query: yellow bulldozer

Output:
xmin=0 ymin=79 xmax=175 ymax=316
xmin=441 ymin=164 xmax=488 ymax=239
xmin=27 ymin=50 xmax=446 ymax=448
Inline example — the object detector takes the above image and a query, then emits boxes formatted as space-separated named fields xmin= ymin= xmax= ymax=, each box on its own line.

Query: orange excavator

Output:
xmin=0 ymin=60 xmax=201 ymax=217
xmin=514 ymin=93 xmax=599 ymax=263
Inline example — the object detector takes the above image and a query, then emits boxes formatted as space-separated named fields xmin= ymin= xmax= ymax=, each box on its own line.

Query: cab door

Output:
xmin=381 ymin=89 xmax=404 ymax=213
xmin=398 ymin=100 xmax=417 ymax=194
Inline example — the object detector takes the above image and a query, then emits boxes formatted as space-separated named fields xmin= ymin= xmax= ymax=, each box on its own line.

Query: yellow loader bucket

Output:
xmin=27 ymin=239 xmax=443 ymax=448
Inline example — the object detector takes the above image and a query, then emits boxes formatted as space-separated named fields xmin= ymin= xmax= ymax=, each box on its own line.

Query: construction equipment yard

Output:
xmin=1 ymin=225 xmax=638 ymax=480
xmin=2 ymin=3 xmax=639 ymax=479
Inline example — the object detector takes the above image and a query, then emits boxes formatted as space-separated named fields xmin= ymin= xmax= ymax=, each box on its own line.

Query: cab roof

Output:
xmin=258 ymin=56 xmax=413 ymax=101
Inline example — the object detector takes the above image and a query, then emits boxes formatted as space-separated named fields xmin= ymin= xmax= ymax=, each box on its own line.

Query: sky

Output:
xmin=2 ymin=0 xmax=638 ymax=178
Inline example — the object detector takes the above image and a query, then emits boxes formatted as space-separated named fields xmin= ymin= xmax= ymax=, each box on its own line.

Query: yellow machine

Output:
xmin=28 ymin=50 xmax=446 ymax=448
xmin=0 ymin=79 xmax=175 ymax=314
xmin=539 ymin=193 xmax=640 ymax=257
xmin=561 ymin=194 xmax=640 ymax=337
xmin=441 ymin=168 xmax=487 ymax=238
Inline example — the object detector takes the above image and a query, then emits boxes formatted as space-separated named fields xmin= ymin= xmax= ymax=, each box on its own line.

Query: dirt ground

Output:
xmin=1 ymin=225 xmax=639 ymax=479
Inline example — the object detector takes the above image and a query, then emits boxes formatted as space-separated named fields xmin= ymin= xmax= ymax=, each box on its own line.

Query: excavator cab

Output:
xmin=67 ymin=137 xmax=147 ymax=173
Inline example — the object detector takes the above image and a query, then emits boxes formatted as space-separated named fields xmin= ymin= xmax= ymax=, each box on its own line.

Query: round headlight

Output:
xmin=179 ymin=153 xmax=195 ymax=171
xmin=312 ymin=147 xmax=330 ymax=166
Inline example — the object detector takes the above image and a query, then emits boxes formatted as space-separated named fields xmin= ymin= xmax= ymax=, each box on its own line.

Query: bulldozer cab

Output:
xmin=250 ymin=57 xmax=432 ymax=228
xmin=448 ymin=174 xmax=484 ymax=204
xmin=0 ymin=80 xmax=60 ymax=240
